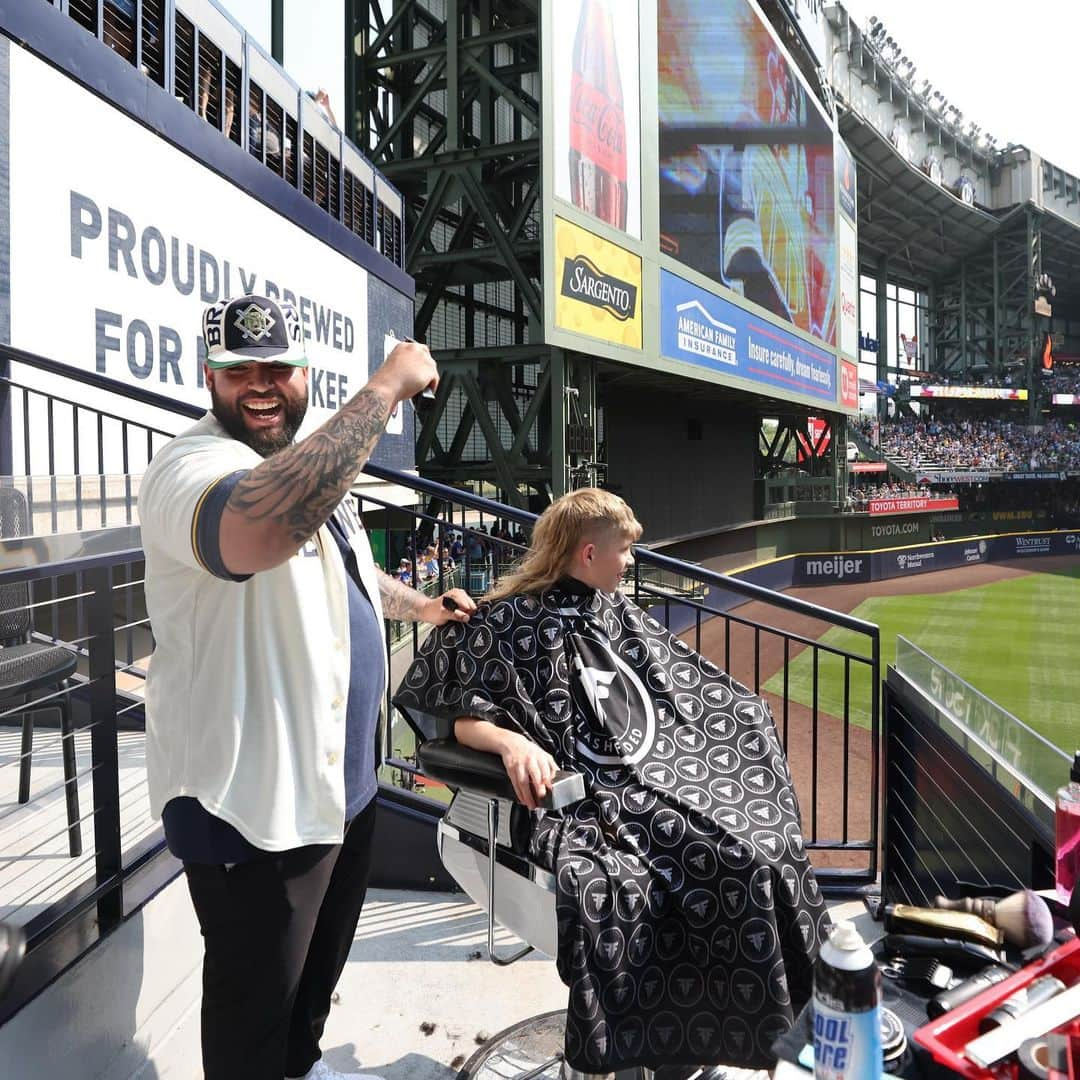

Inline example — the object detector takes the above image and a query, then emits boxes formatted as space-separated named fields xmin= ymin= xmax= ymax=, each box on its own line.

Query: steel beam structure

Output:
xmin=347 ymin=0 xmax=599 ymax=507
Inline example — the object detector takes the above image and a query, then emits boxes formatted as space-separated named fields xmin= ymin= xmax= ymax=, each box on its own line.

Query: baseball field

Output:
xmin=763 ymin=558 xmax=1080 ymax=752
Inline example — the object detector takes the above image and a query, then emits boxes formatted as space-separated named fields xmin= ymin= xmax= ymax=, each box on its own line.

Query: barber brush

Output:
xmin=933 ymin=889 xmax=1054 ymax=949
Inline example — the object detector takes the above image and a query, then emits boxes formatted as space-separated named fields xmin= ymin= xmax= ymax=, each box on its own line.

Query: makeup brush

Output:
xmin=933 ymin=890 xmax=1053 ymax=948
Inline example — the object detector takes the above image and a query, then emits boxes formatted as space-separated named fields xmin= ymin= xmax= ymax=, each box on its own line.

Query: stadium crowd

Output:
xmin=856 ymin=416 xmax=1080 ymax=471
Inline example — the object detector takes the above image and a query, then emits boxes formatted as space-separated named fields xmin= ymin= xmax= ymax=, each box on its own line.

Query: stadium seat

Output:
xmin=0 ymin=488 xmax=81 ymax=858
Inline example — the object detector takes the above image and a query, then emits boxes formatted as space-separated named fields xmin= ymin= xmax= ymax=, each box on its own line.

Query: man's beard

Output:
xmin=210 ymin=384 xmax=308 ymax=457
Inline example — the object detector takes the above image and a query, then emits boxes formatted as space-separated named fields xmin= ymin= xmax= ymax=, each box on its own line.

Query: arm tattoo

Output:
xmin=376 ymin=568 xmax=430 ymax=621
xmin=225 ymin=387 xmax=391 ymax=544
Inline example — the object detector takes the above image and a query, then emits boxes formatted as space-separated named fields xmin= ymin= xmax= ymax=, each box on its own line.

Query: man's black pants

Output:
xmin=183 ymin=800 xmax=377 ymax=1080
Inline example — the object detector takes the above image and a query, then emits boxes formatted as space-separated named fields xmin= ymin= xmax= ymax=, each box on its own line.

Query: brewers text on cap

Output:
xmin=203 ymin=295 xmax=308 ymax=369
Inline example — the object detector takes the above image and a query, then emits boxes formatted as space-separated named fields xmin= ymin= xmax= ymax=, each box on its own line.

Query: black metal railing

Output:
xmin=0 ymin=348 xmax=884 ymax=1022
xmin=0 ymin=545 xmax=163 ymax=1026
xmin=359 ymin=462 xmax=882 ymax=885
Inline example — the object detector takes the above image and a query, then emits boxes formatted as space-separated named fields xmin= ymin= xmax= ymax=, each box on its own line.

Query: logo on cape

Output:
xmin=571 ymin=637 xmax=657 ymax=765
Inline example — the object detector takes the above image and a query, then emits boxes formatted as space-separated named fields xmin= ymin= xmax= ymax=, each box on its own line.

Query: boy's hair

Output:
xmin=485 ymin=488 xmax=642 ymax=602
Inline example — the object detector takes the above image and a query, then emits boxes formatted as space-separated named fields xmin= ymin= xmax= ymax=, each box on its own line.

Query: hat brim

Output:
xmin=207 ymin=353 xmax=309 ymax=370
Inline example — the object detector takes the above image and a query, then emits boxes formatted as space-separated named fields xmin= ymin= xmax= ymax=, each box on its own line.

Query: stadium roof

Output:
xmin=839 ymin=108 xmax=999 ymax=279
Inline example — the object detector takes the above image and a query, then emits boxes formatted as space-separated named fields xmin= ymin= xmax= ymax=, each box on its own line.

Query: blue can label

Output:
xmin=813 ymin=999 xmax=882 ymax=1080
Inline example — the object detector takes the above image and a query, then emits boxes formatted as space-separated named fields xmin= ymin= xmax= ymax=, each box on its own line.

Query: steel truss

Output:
xmin=932 ymin=208 xmax=1040 ymax=398
xmin=347 ymin=0 xmax=598 ymax=507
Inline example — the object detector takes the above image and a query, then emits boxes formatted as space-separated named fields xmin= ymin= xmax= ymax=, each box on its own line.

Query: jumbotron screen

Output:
xmin=658 ymin=0 xmax=837 ymax=349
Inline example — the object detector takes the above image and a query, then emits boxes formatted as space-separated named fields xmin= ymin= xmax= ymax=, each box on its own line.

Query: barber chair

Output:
xmin=416 ymin=738 xmax=731 ymax=1080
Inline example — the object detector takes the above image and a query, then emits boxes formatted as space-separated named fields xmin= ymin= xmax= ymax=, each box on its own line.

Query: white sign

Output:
xmin=550 ymin=0 xmax=641 ymax=239
xmin=838 ymin=217 xmax=858 ymax=359
xmin=8 ymin=46 xmax=369 ymax=440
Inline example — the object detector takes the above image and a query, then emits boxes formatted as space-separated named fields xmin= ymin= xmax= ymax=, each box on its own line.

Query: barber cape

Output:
xmin=393 ymin=579 xmax=829 ymax=1073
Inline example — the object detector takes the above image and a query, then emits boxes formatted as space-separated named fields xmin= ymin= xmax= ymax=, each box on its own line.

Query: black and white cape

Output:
xmin=394 ymin=579 xmax=829 ymax=1073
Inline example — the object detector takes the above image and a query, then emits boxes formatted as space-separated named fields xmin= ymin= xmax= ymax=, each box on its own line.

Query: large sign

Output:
xmin=908 ymin=385 xmax=1029 ymax=402
xmin=658 ymin=0 xmax=837 ymax=349
xmin=838 ymin=218 xmax=858 ymax=359
xmin=660 ymin=270 xmax=836 ymax=403
xmin=5 ymin=45 xmax=414 ymax=451
xmin=554 ymin=217 xmax=643 ymax=349
xmin=868 ymin=496 xmax=960 ymax=515
xmin=792 ymin=553 xmax=870 ymax=586
xmin=840 ymin=358 xmax=858 ymax=410
xmin=916 ymin=471 xmax=992 ymax=485
xmin=552 ymin=0 xmax=642 ymax=238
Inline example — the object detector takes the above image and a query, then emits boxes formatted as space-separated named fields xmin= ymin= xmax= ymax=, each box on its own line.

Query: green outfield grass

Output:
xmin=763 ymin=566 xmax=1080 ymax=751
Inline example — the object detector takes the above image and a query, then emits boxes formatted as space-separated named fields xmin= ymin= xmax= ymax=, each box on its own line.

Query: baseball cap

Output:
xmin=202 ymin=295 xmax=308 ymax=369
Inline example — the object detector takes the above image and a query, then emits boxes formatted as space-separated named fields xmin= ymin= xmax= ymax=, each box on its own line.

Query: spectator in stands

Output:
xmin=398 ymin=558 xmax=413 ymax=587
xmin=139 ymin=296 xmax=475 ymax=1080
xmin=307 ymin=88 xmax=338 ymax=129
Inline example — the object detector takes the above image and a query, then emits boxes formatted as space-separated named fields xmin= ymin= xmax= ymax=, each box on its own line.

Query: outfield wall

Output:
xmin=667 ymin=530 xmax=1080 ymax=626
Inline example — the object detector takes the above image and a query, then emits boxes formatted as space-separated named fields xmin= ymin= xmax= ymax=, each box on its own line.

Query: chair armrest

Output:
xmin=416 ymin=738 xmax=586 ymax=811
xmin=0 ymin=921 xmax=25 ymax=999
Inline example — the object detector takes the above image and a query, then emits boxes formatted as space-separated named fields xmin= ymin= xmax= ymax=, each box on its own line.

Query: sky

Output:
xmin=840 ymin=0 xmax=1080 ymax=176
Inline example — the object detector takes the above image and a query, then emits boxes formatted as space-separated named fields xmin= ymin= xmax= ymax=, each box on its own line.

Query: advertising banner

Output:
xmin=989 ymin=533 xmax=1078 ymax=559
xmin=791 ymin=553 xmax=870 ymax=586
xmin=5 ymin=45 xmax=419 ymax=456
xmin=850 ymin=461 xmax=887 ymax=473
xmin=916 ymin=471 xmax=992 ymax=485
xmin=838 ymin=218 xmax=858 ymax=359
xmin=658 ymin=0 xmax=837 ymax=348
xmin=868 ymin=496 xmax=960 ymax=515
xmin=840 ymin=358 xmax=858 ymax=410
xmin=1052 ymin=394 xmax=1080 ymax=405
xmin=554 ymin=217 xmax=643 ymax=349
xmin=908 ymin=385 xmax=1028 ymax=401
xmin=660 ymin=270 xmax=836 ymax=402
xmin=877 ymin=540 xmax=987 ymax=577
xmin=552 ymin=0 xmax=642 ymax=238
xmin=836 ymin=136 xmax=857 ymax=224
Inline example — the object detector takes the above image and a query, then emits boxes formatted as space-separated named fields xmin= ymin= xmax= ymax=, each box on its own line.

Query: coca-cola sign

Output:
xmin=552 ymin=0 xmax=641 ymax=238
xmin=560 ymin=254 xmax=637 ymax=322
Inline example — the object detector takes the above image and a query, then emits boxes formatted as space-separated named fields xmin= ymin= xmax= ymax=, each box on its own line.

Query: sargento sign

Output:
xmin=553 ymin=216 xmax=642 ymax=349
xmin=868 ymin=496 xmax=960 ymax=515
xmin=560 ymin=254 xmax=637 ymax=321
xmin=908 ymin=385 xmax=1028 ymax=401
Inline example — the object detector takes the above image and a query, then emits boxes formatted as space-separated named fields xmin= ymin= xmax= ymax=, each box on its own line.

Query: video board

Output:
xmin=541 ymin=0 xmax=857 ymax=414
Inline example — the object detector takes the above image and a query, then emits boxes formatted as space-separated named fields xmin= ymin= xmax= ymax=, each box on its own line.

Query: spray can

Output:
xmin=813 ymin=920 xmax=883 ymax=1080
xmin=1055 ymin=750 xmax=1080 ymax=901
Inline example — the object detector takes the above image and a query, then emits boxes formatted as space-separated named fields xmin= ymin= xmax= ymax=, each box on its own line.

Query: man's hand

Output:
xmin=420 ymin=588 xmax=476 ymax=626
xmin=371 ymin=340 xmax=438 ymax=406
xmin=500 ymin=732 xmax=558 ymax=811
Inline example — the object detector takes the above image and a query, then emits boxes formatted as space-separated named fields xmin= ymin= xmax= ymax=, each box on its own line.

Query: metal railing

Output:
xmin=360 ymin=462 xmax=882 ymax=884
xmin=0 ymin=349 xmax=884 ymax=1022
xmin=0 ymin=544 xmax=163 ymax=1026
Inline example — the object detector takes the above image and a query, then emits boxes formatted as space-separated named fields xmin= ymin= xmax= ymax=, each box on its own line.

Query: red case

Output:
xmin=913 ymin=936 xmax=1080 ymax=1078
